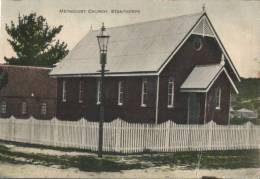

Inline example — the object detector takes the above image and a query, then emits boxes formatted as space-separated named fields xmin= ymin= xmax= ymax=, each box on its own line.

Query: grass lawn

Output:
xmin=130 ymin=150 xmax=260 ymax=169
xmin=0 ymin=142 xmax=259 ymax=172
xmin=230 ymin=117 xmax=260 ymax=125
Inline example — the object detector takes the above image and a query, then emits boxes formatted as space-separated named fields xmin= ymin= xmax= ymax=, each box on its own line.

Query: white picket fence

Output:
xmin=0 ymin=116 xmax=259 ymax=153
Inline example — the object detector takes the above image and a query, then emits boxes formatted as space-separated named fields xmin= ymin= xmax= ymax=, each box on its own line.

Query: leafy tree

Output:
xmin=4 ymin=13 xmax=69 ymax=67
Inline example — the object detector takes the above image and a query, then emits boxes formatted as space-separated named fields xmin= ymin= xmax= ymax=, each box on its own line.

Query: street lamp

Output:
xmin=97 ymin=22 xmax=110 ymax=158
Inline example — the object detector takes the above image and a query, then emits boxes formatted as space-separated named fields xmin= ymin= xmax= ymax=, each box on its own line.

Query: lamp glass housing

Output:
xmin=97 ymin=23 xmax=110 ymax=54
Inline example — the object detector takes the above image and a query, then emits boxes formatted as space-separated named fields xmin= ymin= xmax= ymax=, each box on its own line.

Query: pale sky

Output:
xmin=1 ymin=0 xmax=260 ymax=77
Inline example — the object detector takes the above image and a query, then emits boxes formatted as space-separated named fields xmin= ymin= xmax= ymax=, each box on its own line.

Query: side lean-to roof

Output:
xmin=180 ymin=64 xmax=239 ymax=94
xmin=50 ymin=12 xmax=240 ymax=81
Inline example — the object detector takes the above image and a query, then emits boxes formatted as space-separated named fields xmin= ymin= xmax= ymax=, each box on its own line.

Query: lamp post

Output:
xmin=97 ymin=22 xmax=109 ymax=158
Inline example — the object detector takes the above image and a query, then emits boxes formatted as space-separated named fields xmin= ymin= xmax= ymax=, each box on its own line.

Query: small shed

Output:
xmin=235 ymin=108 xmax=258 ymax=119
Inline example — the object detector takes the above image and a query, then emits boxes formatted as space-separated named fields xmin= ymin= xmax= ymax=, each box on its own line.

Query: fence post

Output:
xmin=81 ymin=118 xmax=86 ymax=149
xmin=7 ymin=117 xmax=10 ymax=141
xmin=53 ymin=117 xmax=58 ymax=146
xmin=115 ymin=118 xmax=121 ymax=152
xmin=187 ymin=123 xmax=191 ymax=151
xmin=10 ymin=116 xmax=15 ymax=141
xmin=246 ymin=122 xmax=251 ymax=149
xmin=255 ymin=125 xmax=258 ymax=149
xmin=165 ymin=120 xmax=171 ymax=152
xmin=207 ymin=121 xmax=213 ymax=151
xmin=7 ymin=117 xmax=11 ymax=141
xmin=30 ymin=116 xmax=34 ymax=144
xmin=144 ymin=123 xmax=148 ymax=151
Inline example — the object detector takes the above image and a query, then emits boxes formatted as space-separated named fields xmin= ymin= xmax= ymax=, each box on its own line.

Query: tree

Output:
xmin=4 ymin=13 xmax=69 ymax=67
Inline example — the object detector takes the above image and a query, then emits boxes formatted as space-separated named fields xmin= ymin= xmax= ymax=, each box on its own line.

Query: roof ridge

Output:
xmin=195 ymin=63 xmax=222 ymax=68
xmin=0 ymin=64 xmax=52 ymax=70
xmin=92 ymin=12 xmax=203 ymax=32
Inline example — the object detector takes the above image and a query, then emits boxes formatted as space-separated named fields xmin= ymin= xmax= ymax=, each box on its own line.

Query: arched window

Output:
xmin=118 ymin=80 xmax=124 ymax=105
xmin=96 ymin=79 xmax=101 ymax=104
xmin=21 ymin=102 xmax=27 ymax=115
xmin=141 ymin=78 xmax=148 ymax=107
xmin=168 ymin=78 xmax=174 ymax=108
xmin=40 ymin=102 xmax=47 ymax=115
xmin=215 ymin=87 xmax=221 ymax=109
xmin=79 ymin=80 xmax=83 ymax=103
xmin=62 ymin=79 xmax=67 ymax=102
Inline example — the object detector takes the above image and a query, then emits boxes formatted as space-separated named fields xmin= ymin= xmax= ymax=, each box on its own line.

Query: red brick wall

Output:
xmin=0 ymin=97 xmax=56 ymax=119
xmin=56 ymin=76 xmax=157 ymax=123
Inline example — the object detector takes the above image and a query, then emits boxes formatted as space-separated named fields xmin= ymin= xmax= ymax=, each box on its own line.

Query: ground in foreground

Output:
xmin=0 ymin=142 xmax=259 ymax=178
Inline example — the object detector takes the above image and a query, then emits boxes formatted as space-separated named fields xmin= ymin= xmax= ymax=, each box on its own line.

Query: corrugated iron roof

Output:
xmin=180 ymin=64 xmax=223 ymax=91
xmin=50 ymin=13 xmax=202 ymax=76
xmin=180 ymin=64 xmax=239 ymax=94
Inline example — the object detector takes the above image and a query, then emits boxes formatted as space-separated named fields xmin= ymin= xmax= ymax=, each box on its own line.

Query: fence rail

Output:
xmin=0 ymin=116 xmax=259 ymax=153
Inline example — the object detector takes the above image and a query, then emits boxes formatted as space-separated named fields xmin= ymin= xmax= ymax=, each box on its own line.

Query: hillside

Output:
xmin=235 ymin=78 xmax=260 ymax=100
xmin=232 ymin=78 xmax=260 ymax=112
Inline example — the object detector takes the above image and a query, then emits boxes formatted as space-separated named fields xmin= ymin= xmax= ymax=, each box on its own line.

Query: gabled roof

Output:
xmin=0 ymin=65 xmax=57 ymax=99
xmin=50 ymin=12 xmax=240 ymax=82
xmin=50 ymin=13 xmax=202 ymax=76
xmin=180 ymin=64 xmax=239 ymax=94
xmin=236 ymin=108 xmax=256 ymax=113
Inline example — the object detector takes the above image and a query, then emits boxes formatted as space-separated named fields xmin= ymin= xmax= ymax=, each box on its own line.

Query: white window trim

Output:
xmin=21 ymin=102 xmax=27 ymax=115
xmin=1 ymin=101 xmax=7 ymax=114
xmin=167 ymin=79 xmax=174 ymax=108
xmin=62 ymin=80 xmax=67 ymax=102
xmin=141 ymin=78 xmax=148 ymax=107
xmin=118 ymin=81 xmax=123 ymax=106
xmin=78 ymin=80 xmax=83 ymax=103
xmin=97 ymin=79 xmax=101 ymax=105
xmin=216 ymin=88 xmax=221 ymax=110
xmin=40 ymin=102 xmax=47 ymax=115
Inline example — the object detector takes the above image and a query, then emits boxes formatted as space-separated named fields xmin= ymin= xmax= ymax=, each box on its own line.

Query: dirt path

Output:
xmin=1 ymin=143 xmax=259 ymax=178
xmin=6 ymin=143 xmax=94 ymax=157
xmin=0 ymin=162 xmax=259 ymax=178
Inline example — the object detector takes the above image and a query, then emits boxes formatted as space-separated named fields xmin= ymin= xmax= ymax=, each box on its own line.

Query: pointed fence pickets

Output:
xmin=0 ymin=116 xmax=259 ymax=153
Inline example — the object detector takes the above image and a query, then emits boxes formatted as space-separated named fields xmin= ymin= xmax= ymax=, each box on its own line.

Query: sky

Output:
xmin=0 ymin=0 xmax=260 ymax=78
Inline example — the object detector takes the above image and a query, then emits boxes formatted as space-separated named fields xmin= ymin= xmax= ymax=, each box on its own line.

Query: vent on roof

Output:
xmin=192 ymin=17 xmax=214 ymax=37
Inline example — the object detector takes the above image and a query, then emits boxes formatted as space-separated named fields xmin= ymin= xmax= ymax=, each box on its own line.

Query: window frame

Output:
xmin=62 ymin=79 xmax=67 ymax=102
xmin=167 ymin=79 xmax=174 ymax=108
xmin=78 ymin=80 xmax=83 ymax=103
xmin=40 ymin=102 xmax=47 ymax=115
xmin=141 ymin=78 xmax=148 ymax=107
xmin=118 ymin=80 xmax=124 ymax=106
xmin=0 ymin=101 xmax=7 ymax=114
xmin=216 ymin=87 xmax=221 ymax=110
xmin=21 ymin=101 xmax=27 ymax=115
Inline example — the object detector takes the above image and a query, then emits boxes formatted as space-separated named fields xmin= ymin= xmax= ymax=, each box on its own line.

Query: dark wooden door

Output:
xmin=188 ymin=93 xmax=200 ymax=124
